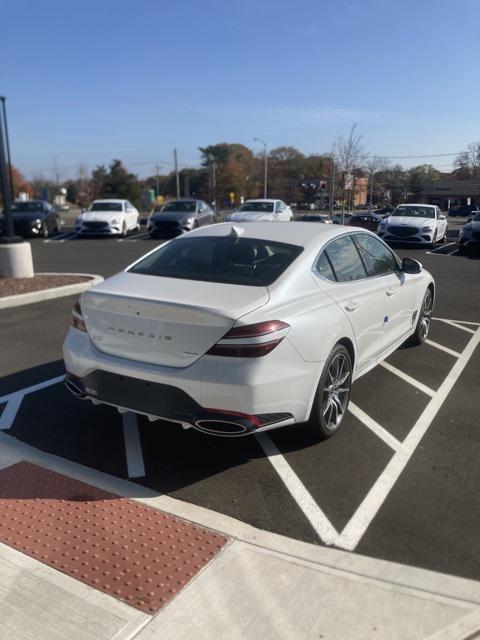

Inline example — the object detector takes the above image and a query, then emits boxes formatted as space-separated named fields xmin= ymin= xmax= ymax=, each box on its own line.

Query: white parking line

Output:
xmin=435 ymin=319 xmax=477 ymax=335
xmin=433 ymin=317 xmax=480 ymax=327
xmin=117 ymin=232 xmax=150 ymax=242
xmin=255 ymin=432 xmax=338 ymax=545
xmin=348 ymin=402 xmax=403 ymax=452
xmin=379 ymin=361 xmax=436 ymax=397
xmin=425 ymin=339 xmax=461 ymax=358
xmin=44 ymin=232 xmax=77 ymax=243
xmin=0 ymin=394 xmax=23 ymax=430
xmin=335 ymin=326 xmax=480 ymax=551
xmin=428 ymin=243 xmax=457 ymax=255
xmin=0 ymin=375 xmax=64 ymax=430
xmin=122 ymin=412 xmax=145 ymax=478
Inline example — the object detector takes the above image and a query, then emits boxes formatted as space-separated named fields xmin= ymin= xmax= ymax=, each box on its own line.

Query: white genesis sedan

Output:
xmin=225 ymin=199 xmax=294 ymax=222
xmin=63 ymin=222 xmax=434 ymax=440
xmin=377 ymin=203 xmax=448 ymax=247
xmin=76 ymin=199 xmax=140 ymax=237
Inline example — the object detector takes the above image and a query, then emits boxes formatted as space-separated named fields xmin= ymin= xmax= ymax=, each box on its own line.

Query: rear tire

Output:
xmin=304 ymin=344 xmax=352 ymax=441
xmin=407 ymin=288 xmax=433 ymax=346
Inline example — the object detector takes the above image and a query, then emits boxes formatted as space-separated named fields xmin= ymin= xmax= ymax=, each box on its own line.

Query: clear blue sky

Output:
xmin=1 ymin=0 xmax=478 ymax=179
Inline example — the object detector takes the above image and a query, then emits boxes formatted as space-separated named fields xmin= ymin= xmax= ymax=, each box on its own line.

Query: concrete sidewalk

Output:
xmin=0 ymin=431 xmax=479 ymax=640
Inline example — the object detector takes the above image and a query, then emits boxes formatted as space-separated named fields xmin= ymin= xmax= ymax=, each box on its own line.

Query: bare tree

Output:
xmin=454 ymin=141 xmax=480 ymax=179
xmin=365 ymin=156 xmax=389 ymax=210
xmin=333 ymin=124 xmax=365 ymax=215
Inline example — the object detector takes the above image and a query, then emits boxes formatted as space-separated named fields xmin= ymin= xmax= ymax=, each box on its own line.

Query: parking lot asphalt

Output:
xmin=1 ymin=218 xmax=479 ymax=582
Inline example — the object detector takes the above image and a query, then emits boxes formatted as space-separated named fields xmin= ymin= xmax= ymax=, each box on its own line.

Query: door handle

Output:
xmin=386 ymin=288 xmax=395 ymax=297
xmin=345 ymin=300 xmax=359 ymax=312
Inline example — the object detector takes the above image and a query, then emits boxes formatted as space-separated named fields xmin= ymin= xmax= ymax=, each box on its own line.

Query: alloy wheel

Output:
xmin=420 ymin=290 xmax=433 ymax=339
xmin=321 ymin=352 xmax=351 ymax=430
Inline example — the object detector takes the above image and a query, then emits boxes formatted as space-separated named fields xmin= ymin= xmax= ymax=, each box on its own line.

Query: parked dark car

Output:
xmin=375 ymin=204 xmax=395 ymax=216
xmin=448 ymin=204 xmax=478 ymax=218
xmin=0 ymin=200 xmax=61 ymax=238
xmin=458 ymin=211 xmax=480 ymax=253
xmin=331 ymin=212 xmax=353 ymax=225
xmin=147 ymin=199 xmax=215 ymax=238
xmin=348 ymin=213 xmax=383 ymax=233
xmin=295 ymin=214 xmax=329 ymax=223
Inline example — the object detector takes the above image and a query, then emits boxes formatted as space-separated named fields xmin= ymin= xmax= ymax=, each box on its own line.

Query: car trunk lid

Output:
xmin=81 ymin=272 xmax=269 ymax=367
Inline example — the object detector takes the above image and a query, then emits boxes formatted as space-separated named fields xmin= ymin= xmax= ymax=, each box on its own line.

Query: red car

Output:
xmin=348 ymin=213 xmax=383 ymax=233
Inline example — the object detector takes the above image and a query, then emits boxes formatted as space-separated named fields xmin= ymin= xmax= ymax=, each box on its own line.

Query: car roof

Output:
xmin=92 ymin=199 xmax=126 ymax=203
xmin=187 ymin=221 xmax=363 ymax=248
xmin=244 ymin=198 xmax=278 ymax=203
xmin=164 ymin=199 xmax=198 ymax=203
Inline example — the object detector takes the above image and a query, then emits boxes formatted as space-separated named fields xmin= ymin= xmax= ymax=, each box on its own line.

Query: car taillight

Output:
xmin=207 ymin=320 xmax=290 ymax=358
xmin=71 ymin=300 xmax=87 ymax=332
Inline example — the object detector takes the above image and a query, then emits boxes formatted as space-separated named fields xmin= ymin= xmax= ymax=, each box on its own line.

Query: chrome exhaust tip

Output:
xmin=64 ymin=376 xmax=86 ymax=399
xmin=194 ymin=419 xmax=248 ymax=437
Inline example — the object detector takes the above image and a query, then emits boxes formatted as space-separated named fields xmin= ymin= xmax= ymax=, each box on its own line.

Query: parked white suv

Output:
xmin=76 ymin=199 xmax=140 ymax=237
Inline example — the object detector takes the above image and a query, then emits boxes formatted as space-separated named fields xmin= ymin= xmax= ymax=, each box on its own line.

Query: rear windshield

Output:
xmin=240 ymin=202 xmax=274 ymax=213
xmin=129 ymin=236 xmax=303 ymax=286
xmin=90 ymin=202 xmax=123 ymax=211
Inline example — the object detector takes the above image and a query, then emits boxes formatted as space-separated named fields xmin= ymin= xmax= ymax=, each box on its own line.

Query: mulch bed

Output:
xmin=0 ymin=275 xmax=91 ymax=298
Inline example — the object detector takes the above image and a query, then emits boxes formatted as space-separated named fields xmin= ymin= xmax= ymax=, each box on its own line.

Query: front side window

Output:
xmin=129 ymin=236 xmax=303 ymax=286
xmin=353 ymin=233 xmax=399 ymax=276
xmin=325 ymin=235 xmax=367 ymax=282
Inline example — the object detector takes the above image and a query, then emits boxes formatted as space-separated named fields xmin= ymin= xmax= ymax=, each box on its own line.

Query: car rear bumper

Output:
xmin=63 ymin=327 xmax=320 ymax=436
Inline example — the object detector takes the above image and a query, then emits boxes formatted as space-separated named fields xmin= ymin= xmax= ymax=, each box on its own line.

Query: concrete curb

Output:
xmin=0 ymin=272 xmax=104 ymax=310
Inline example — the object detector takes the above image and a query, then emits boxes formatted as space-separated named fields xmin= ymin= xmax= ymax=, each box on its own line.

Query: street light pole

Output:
xmin=254 ymin=138 xmax=267 ymax=199
xmin=0 ymin=97 xmax=14 ymax=202
xmin=0 ymin=98 xmax=19 ymax=242
xmin=369 ymin=169 xmax=375 ymax=213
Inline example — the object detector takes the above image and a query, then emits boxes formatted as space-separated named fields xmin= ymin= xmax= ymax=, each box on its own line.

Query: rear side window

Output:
xmin=325 ymin=235 xmax=367 ymax=282
xmin=315 ymin=252 xmax=336 ymax=281
xmin=129 ymin=236 xmax=303 ymax=286
xmin=353 ymin=233 xmax=399 ymax=276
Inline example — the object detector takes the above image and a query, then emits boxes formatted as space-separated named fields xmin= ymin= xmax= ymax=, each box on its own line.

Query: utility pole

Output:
xmin=329 ymin=156 xmax=335 ymax=215
xmin=212 ymin=161 xmax=217 ymax=212
xmin=369 ymin=169 xmax=375 ymax=212
xmin=174 ymin=148 xmax=180 ymax=199
xmin=254 ymin=138 xmax=267 ymax=198
xmin=155 ymin=162 xmax=161 ymax=198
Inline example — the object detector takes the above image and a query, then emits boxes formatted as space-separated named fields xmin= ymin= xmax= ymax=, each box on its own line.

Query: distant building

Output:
xmin=353 ymin=177 xmax=368 ymax=206
xmin=416 ymin=180 xmax=480 ymax=209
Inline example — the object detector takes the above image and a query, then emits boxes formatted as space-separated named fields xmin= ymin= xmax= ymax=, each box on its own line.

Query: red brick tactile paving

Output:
xmin=0 ymin=461 xmax=228 ymax=613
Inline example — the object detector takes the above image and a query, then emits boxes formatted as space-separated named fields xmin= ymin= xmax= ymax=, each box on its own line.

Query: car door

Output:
xmin=353 ymin=233 xmax=415 ymax=350
xmin=313 ymin=234 xmax=387 ymax=373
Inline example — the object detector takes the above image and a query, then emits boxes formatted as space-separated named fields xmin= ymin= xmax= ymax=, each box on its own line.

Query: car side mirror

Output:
xmin=402 ymin=257 xmax=422 ymax=274
xmin=439 ymin=214 xmax=446 ymax=221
